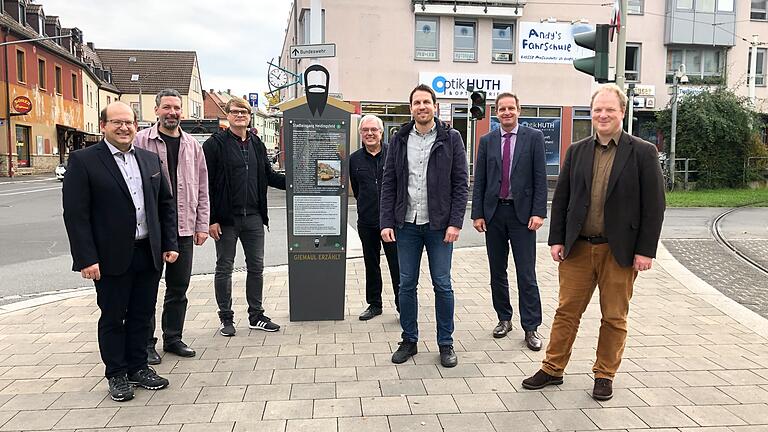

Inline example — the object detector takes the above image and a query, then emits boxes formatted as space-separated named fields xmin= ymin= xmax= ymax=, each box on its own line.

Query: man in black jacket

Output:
xmin=63 ymin=102 xmax=179 ymax=402
xmin=203 ymin=97 xmax=286 ymax=337
xmin=350 ymin=114 xmax=399 ymax=321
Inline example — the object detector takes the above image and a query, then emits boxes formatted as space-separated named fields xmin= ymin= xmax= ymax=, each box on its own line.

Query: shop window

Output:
xmin=415 ymin=16 xmax=439 ymax=60
xmin=15 ymin=125 xmax=31 ymax=167
xmin=572 ymin=108 xmax=593 ymax=142
xmin=453 ymin=20 xmax=476 ymax=62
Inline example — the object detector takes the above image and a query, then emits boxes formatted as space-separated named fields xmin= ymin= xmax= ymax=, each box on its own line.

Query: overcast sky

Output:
xmin=38 ymin=0 xmax=293 ymax=105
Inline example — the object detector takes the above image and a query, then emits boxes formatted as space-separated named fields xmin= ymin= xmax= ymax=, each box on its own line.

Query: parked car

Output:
xmin=55 ymin=163 xmax=66 ymax=181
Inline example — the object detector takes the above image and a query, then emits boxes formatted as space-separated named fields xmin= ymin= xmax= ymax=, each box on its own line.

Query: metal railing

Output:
xmin=744 ymin=156 xmax=768 ymax=185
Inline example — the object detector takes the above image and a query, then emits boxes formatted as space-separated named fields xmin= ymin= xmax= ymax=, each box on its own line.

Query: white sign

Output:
xmin=626 ymin=84 xmax=655 ymax=96
xmin=438 ymin=103 xmax=452 ymax=121
xmin=289 ymin=43 xmax=336 ymax=59
xmin=293 ymin=195 xmax=341 ymax=236
xmin=419 ymin=72 xmax=512 ymax=99
xmin=518 ymin=22 xmax=592 ymax=64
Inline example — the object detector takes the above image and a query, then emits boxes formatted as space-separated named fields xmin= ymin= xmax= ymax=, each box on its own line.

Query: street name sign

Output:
xmin=289 ymin=43 xmax=336 ymax=59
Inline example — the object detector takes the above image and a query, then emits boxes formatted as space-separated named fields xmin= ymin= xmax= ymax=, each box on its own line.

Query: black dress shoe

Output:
xmin=592 ymin=378 xmax=613 ymax=400
xmin=359 ymin=306 xmax=383 ymax=321
xmin=163 ymin=341 xmax=196 ymax=358
xmin=493 ymin=320 xmax=512 ymax=338
xmin=525 ymin=330 xmax=542 ymax=351
xmin=439 ymin=345 xmax=458 ymax=368
xmin=147 ymin=346 xmax=161 ymax=365
xmin=522 ymin=369 xmax=563 ymax=390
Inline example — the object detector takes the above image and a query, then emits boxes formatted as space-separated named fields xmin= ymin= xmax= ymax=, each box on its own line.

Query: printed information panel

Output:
xmin=293 ymin=195 xmax=340 ymax=236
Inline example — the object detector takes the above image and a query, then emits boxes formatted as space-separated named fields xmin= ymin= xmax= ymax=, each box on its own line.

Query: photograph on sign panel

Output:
xmin=316 ymin=159 xmax=341 ymax=187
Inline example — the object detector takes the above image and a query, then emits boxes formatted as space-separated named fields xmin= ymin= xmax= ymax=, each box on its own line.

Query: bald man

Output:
xmin=63 ymin=102 xmax=179 ymax=402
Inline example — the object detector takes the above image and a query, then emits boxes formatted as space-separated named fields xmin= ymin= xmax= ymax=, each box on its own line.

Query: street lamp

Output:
xmin=128 ymin=56 xmax=142 ymax=122
xmin=669 ymin=64 xmax=688 ymax=190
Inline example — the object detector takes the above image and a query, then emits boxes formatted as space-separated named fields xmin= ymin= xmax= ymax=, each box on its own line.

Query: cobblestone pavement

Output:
xmin=1 ymin=246 xmax=768 ymax=431
xmin=663 ymin=239 xmax=768 ymax=319
xmin=730 ymin=240 xmax=768 ymax=270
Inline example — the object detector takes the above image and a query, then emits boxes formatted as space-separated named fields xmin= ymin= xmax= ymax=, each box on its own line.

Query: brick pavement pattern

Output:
xmin=1 ymin=245 xmax=768 ymax=431
xmin=664 ymin=239 xmax=768 ymax=319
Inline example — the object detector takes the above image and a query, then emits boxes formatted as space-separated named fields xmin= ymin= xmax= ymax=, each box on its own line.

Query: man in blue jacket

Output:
xmin=380 ymin=84 xmax=469 ymax=368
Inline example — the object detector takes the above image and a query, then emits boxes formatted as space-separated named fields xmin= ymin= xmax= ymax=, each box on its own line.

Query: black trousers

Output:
xmin=95 ymin=241 xmax=161 ymax=378
xmin=485 ymin=202 xmax=543 ymax=331
xmin=149 ymin=235 xmax=193 ymax=347
xmin=358 ymin=224 xmax=400 ymax=310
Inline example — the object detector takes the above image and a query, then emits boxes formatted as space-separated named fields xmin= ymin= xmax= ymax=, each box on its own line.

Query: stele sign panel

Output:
xmin=419 ymin=72 xmax=512 ymax=99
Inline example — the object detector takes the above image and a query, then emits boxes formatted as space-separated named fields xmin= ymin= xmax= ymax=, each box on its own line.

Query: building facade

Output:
xmin=279 ymin=0 xmax=768 ymax=176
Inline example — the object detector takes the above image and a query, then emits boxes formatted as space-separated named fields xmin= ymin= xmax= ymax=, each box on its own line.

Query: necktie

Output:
xmin=500 ymin=132 xmax=512 ymax=199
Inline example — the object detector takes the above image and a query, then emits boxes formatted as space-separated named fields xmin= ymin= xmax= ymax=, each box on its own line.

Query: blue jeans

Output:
xmin=396 ymin=223 xmax=455 ymax=346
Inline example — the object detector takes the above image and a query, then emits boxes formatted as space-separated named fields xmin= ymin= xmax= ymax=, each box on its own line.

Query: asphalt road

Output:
xmin=1 ymin=175 xmax=762 ymax=306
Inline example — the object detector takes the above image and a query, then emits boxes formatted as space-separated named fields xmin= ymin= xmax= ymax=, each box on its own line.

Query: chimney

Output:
xmin=87 ymin=42 xmax=94 ymax=49
xmin=227 ymin=89 xmax=231 ymax=95
xmin=209 ymin=88 xmax=214 ymax=93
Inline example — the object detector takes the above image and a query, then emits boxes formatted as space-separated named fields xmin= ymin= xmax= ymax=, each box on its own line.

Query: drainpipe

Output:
xmin=3 ymin=27 xmax=12 ymax=177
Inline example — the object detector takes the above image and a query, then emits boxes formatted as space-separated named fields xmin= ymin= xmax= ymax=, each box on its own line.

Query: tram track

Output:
xmin=711 ymin=205 xmax=768 ymax=276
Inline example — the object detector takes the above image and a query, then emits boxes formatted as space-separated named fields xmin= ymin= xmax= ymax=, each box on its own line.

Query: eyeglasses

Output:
xmin=228 ymin=109 xmax=251 ymax=117
xmin=360 ymin=128 xmax=381 ymax=134
xmin=106 ymin=119 xmax=135 ymax=128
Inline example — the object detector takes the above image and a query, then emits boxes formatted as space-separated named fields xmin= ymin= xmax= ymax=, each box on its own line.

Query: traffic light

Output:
xmin=573 ymin=24 xmax=610 ymax=83
xmin=469 ymin=90 xmax=486 ymax=120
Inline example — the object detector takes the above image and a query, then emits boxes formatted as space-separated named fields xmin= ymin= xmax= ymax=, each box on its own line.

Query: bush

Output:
xmin=655 ymin=88 xmax=766 ymax=189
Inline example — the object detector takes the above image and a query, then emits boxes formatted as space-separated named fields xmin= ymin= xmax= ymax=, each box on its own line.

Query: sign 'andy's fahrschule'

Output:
xmin=278 ymin=64 xmax=355 ymax=321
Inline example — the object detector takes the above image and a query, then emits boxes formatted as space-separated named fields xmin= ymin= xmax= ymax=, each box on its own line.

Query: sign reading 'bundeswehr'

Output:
xmin=289 ymin=43 xmax=336 ymax=59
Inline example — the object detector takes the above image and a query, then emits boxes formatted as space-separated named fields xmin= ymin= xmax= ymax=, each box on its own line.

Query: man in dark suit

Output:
xmin=522 ymin=84 xmax=665 ymax=401
xmin=63 ymin=102 xmax=179 ymax=402
xmin=472 ymin=92 xmax=547 ymax=350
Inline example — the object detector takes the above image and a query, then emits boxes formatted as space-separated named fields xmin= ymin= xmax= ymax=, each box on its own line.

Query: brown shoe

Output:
xmin=492 ymin=320 xmax=512 ymax=338
xmin=592 ymin=378 xmax=613 ymax=400
xmin=521 ymin=369 xmax=563 ymax=390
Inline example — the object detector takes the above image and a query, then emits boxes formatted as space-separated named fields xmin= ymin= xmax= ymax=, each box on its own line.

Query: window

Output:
xmin=37 ymin=58 xmax=45 ymax=89
xmin=16 ymin=50 xmax=25 ymax=83
xmin=453 ymin=21 xmax=476 ymax=62
xmin=18 ymin=3 xmax=26 ymax=26
xmin=71 ymin=73 xmax=78 ymax=100
xmin=492 ymin=22 xmax=514 ymax=62
xmin=677 ymin=0 xmax=693 ymax=9
xmin=752 ymin=0 xmax=767 ymax=20
xmin=748 ymin=48 xmax=766 ymax=86
xmin=415 ymin=16 xmax=439 ymax=60
xmin=626 ymin=44 xmax=641 ymax=82
xmin=696 ymin=0 xmax=715 ymax=12
xmin=130 ymin=102 xmax=140 ymax=116
xmin=298 ymin=8 xmax=325 ymax=44
xmin=107 ymin=95 xmax=112 ymax=104
xmin=54 ymin=66 xmax=62 ymax=94
xmin=15 ymin=125 xmax=31 ymax=167
xmin=572 ymin=108 xmax=593 ymax=142
xmin=667 ymin=47 xmax=725 ymax=84
xmin=38 ymin=16 xmax=45 ymax=36
xmin=628 ymin=0 xmax=644 ymax=14
xmin=717 ymin=0 xmax=734 ymax=12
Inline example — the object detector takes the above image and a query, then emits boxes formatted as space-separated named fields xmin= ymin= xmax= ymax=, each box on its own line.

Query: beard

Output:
xmin=160 ymin=116 xmax=179 ymax=131
xmin=306 ymin=86 xmax=328 ymax=117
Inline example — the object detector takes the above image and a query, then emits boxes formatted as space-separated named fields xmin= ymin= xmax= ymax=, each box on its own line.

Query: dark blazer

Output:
xmin=380 ymin=119 xmax=468 ymax=231
xmin=63 ymin=140 xmax=178 ymax=275
xmin=471 ymin=125 xmax=548 ymax=225
xmin=548 ymin=132 xmax=666 ymax=268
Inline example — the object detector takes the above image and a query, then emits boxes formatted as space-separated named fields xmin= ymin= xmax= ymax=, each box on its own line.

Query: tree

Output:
xmin=655 ymin=88 xmax=767 ymax=189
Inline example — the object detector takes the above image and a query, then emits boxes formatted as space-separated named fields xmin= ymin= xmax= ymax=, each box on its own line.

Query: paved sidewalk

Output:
xmin=1 ymin=245 xmax=767 ymax=431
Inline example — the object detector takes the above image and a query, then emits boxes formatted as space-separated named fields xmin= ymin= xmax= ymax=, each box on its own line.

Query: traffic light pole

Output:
xmin=615 ymin=0 xmax=628 ymax=89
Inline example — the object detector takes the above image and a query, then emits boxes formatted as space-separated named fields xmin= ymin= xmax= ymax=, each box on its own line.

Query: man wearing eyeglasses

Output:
xmin=134 ymin=89 xmax=209 ymax=365
xmin=203 ymin=97 xmax=286 ymax=337
xmin=350 ymin=115 xmax=399 ymax=321
xmin=63 ymin=101 xmax=179 ymax=402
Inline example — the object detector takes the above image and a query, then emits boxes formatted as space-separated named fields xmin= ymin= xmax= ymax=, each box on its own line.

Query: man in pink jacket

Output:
xmin=134 ymin=89 xmax=210 ymax=364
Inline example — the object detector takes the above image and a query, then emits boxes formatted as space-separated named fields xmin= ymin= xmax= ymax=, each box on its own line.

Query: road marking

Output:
xmin=0 ymin=186 xmax=61 ymax=197
xmin=0 ymin=177 xmax=57 ymax=186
